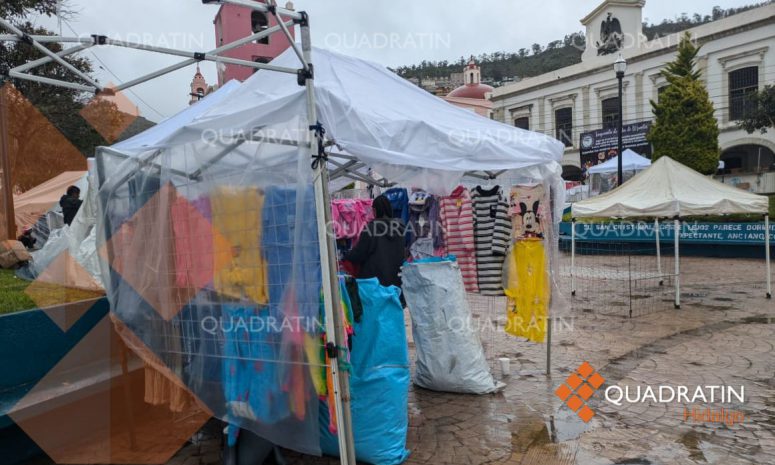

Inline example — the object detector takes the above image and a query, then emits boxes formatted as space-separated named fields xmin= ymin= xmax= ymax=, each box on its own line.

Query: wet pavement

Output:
xmin=155 ymin=256 xmax=775 ymax=464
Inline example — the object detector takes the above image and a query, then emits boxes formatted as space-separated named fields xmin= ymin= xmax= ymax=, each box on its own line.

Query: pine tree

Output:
xmin=648 ymin=32 xmax=719 ymax=174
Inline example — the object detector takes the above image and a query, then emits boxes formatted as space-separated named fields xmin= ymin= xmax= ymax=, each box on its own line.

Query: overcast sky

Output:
xmin=30 ymin=0 xmax=759 ymax=121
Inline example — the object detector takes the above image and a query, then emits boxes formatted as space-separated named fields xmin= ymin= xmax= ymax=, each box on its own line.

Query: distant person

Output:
xmin=60 ymin=185 xmax=83 ymax=226
xmin=343 ymin=195 xmax=406 ymax=288
xmin=17 ymin=227 xmax=36 ymax=249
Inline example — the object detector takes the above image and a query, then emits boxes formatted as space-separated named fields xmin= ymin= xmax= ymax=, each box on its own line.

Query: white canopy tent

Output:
xmin=587 ymin=149 xmax=651 ymax=174
xmin=94 ymin=39 xmax=565 ymax=463
xmin=571 ymin=156 xmax=772 ymax=307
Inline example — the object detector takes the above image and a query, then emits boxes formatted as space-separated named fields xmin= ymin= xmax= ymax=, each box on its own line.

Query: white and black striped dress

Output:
xmin=471 ymin=186 xmax=512 ymax=295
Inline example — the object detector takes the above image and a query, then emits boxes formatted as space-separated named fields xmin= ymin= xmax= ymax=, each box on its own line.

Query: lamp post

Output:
xmin=614 ymin=54 xmax=627 ymax=186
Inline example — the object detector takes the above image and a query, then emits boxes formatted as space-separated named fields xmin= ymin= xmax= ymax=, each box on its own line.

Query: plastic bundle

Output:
xmin=401 ymin=257 xmax=504 ymax=394
xmin=321 ymin=277 xmax=410 ymax=465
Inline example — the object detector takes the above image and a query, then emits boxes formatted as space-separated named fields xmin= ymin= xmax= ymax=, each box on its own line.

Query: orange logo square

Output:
xmin=555 ymin=362 xmax=605 ymax=423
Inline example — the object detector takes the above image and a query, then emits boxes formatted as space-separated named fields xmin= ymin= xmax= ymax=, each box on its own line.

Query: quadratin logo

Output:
xmin=554 ymin=361 xmax=605 ymax=423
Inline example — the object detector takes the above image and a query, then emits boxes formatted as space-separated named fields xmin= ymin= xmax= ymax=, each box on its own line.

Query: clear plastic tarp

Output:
xmin=96 ymin=111 xmax=324 ymax=454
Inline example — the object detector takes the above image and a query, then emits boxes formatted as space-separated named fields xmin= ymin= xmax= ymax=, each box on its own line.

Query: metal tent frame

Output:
xmin=1 ymin=2 xmax=359 ymax=463
xmin=570 ymin=214 xmax=772 ymax=310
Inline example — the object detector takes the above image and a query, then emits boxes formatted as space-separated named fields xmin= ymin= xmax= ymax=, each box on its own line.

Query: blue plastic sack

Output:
xmin=320 ymin=278 xmax=411 ymax=465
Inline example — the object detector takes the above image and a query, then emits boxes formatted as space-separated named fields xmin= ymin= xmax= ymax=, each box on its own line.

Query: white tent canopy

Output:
xmin=570 ymin=156 xmax=771 ymax=306
xmin=573 ymin=156 xmax=769 ymax=218
xmin=587 ymin=149 xmax=651 ymax=175
xmin=138 ymin=47 xmax=565 ymax=195
xmin=110 ymin=79 xmax=241 ymax=153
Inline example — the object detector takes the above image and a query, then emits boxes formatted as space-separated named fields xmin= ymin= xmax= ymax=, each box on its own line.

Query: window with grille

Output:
xmin=601 ymin=97 xmax=619 ymax=129
xmin=251 ymin=12 xmax=270 ymax=45
xmin=514 ymin=117 xmax=529 ymax=130
xmin=729 ymin=66 xmax=758 ymax=121
xmin=555 ymin=107 xmax=573 ymax=147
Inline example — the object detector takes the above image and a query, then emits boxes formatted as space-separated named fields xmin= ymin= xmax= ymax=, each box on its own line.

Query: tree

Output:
xmin=648 ymin=32 xmax=719 ymax=174
xmin=531 ymin=43 xmax=542 ymax=55
xmin=738 ymin=85 xmax=775 ymax=134
xmin=0 ymin=0 xmax=127 ymax=191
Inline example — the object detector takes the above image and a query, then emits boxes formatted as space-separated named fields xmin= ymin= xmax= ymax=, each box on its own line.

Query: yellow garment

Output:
xmin=504 ymin=239 xmax=549 ymax=342
xmin=304 ymin=332 xmax=327 ymax=397
xmin=211 ymin=187 xmax=269 ymax=304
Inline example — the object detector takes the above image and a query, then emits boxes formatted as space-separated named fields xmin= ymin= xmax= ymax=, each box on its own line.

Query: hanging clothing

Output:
xmin=408 ymin=191 xmax=443 ymax=248
xmin=170 ymin=195 xmax=214 ymax=291
xmin=343 ymin=218 xmax=406 ymax=288
xmin=344 ymin=276 xmax=364 ymax=323
xmin=262 ymin=186 xmax=322 ymax=322
xmin=210 ymin=187 xmax=269 ymax=304
xmin=509 ymin=185 xmax=550 ymax=239
xmin=382 ymin=187 xmax=410 ymax=228
xmin=471 ymin=186 xmax=512 ymax=295
xmin=222 ymin=304 xmax=290 ymax=428
xmin=331 ymin=198 xmax=373 ymax=240
xmin=439 ymin=186 xmax=478 ymax=293
xmin=504 ymin=240 xmax=549 ymax=343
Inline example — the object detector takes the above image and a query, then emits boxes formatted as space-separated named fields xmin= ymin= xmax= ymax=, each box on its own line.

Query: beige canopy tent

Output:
xmin=13 ymin=171 xmax=87 ymax=236
xmin=571 ymin=157 xmax=771 ymax=307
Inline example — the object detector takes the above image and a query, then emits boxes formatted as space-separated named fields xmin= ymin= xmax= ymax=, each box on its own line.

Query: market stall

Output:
xmin=93 ymin=23 xmax=564 ymax=465
xmin=571 ymin=156 xmax=772 ymax=308
xmin=586 ymin=149 xmax=651 ymax=195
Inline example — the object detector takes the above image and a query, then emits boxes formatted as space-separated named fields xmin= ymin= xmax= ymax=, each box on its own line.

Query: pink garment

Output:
xmin=171 ymin=195 xmax=215 ymax=290
xmin=332 ymin=199 xmax=373 ymax=240
xmin=439 ymin=186 xmax=479 ymax=293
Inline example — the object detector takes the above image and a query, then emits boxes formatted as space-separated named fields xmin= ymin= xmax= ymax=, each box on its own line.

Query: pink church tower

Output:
xmin=213 ymin=0 xmax=296 ymax=85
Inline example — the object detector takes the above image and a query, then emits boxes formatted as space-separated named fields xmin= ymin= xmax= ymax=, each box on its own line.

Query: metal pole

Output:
xmin=655 ymin=218 xmax=663 ymax=286
xmin=617 ymin=71 xmax=624 ymax=187
xmin=546 ymin=307 xmax=551 ymax=375
xmin=674 ymin=217 xmax=680 ymax=309
xmin=766 ymin=214 xmax=771 ymax=299
xmin=0 ymin=84 xmax=16 ymax=239
xmin=300 ymin=14 xmax=355 ymax=465
xmin=0 ymin=18 xmax=103 ymax=90
xmin=571 ymin=218 xmax=576 ymax=296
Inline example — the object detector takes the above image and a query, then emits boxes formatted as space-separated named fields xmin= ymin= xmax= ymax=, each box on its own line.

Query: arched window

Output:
xmin=251 ymin=11 xmax=270 ymax=45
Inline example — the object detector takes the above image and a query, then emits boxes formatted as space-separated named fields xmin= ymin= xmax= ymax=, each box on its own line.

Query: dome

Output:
xmin=447 ymin=83 xmax=494 ymax=99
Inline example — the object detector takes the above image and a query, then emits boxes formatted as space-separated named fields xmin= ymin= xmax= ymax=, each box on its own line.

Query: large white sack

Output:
xmin=401 ymin=258 xmax=504 ymax=394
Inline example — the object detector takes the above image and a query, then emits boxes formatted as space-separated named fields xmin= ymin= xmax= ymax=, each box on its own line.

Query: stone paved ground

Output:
xmin=141 ymin=255 xmax=775 ymax=464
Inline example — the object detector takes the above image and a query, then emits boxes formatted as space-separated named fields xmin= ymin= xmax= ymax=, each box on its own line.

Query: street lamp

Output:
xmin=614 ymin=54 xmax=627 ymax=186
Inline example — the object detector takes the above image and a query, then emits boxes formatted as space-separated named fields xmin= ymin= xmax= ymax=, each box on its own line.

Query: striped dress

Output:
xmin=471 ymin=186 xmax=512 ymax=295
xmin=439 ymin=186 xmax=479 ymax=293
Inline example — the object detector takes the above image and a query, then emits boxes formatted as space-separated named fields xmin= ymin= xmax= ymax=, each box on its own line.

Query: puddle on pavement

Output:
xmin=547 ymin=410 xmax=588 ymax=443
xmin=613 ymin=459 xmax=652 ymax=464
xmin=677 ymin=430 xmax=706 ymax=463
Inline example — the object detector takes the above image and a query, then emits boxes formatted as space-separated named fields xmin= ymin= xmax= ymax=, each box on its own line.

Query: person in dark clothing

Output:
xmin=60 ymin=185 xmax=83 ymax=226
xmin=17 ymin=227 xmax=36 ymax=249
xmin=343 ymin=195 xmax=406 ymax=288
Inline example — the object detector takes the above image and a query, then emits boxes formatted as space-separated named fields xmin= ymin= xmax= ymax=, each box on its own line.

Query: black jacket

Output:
xmin=344 ymin=218 xmax=406 ymax=288
xmin=60 ymin=195 xmax=83 ymax=226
